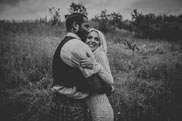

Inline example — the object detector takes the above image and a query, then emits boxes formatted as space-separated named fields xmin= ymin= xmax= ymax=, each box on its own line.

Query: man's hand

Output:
xmin=80 ymin=57 xmax=95 ymax=69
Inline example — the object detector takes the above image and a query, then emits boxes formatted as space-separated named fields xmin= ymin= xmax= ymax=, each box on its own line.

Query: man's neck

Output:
xmin=66 ymin=32 xmax=81 ymax=40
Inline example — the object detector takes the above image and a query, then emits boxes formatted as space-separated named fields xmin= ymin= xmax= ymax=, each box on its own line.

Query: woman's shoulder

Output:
xmin=95 ymin=50 xmax=106 ymax=56
xmin=94 ymin=50 xmax=108 ymax=61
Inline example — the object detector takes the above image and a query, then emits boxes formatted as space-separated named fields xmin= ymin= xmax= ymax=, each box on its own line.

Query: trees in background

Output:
xmin=69 ymin=2 xmax=88 ymax=16
xmin=48 ymin=3 xmax=87 ymax=26
xmin=91 ymin=7 xmax=182 ymax=41
xmin=49 ymin=7 xmax=61 ymax=26
xmin=47 ymin=3 xmax=182 ymax=41
xmin=91 ymin=10 xmax=129 ymax=33
xmin=131 ymin=9 xmax=182 ymax=40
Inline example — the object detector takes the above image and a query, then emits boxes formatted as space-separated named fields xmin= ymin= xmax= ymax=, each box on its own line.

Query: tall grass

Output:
xmin=107 ymin=38 xmax=182 ymax=121
xmin=0 ymin=20 xmax=182 ymax=121
xmin=0 ymin=20 xmax=64 ymax=121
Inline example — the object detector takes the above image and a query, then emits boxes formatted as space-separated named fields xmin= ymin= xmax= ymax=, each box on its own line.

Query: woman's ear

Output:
xmin=73 ymin=22 xmax=79 ymax=32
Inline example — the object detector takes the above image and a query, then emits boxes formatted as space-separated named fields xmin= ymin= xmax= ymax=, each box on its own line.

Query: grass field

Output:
xmin=0 ymin=20 xmax=182 ymax=121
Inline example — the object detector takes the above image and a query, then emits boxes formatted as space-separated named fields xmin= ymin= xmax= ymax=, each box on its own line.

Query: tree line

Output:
xmin=61 ymin=3 xmax=182 ymax=41
xmin=92 ymin=9 xmax=182 ymax=41
xmin=3 ymin=2 xmax=181 ymax=41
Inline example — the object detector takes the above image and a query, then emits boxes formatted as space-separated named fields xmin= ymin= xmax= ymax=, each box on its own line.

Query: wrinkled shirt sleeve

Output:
xmin=71 ymin=42 xmax=102 ymax=77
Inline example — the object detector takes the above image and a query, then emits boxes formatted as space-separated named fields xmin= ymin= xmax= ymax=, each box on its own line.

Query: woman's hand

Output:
xmin=80 ymin=57 xmax=95 ymax=69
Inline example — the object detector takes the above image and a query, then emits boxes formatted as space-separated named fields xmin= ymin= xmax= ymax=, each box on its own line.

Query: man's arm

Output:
xmin=71 ymin=42 xmax=112 ymax=94
xmin=52 ymin=85 xmax=88 ymax=99
xmin=80 ymin=52 xmax=114 ymax=85
xmin=71 ymin=41 xmax=102 ymax=77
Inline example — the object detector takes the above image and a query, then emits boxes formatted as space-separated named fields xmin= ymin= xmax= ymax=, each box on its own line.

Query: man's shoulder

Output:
xmin=61 ymin=37 xmax=90 ymax=56
xmin=65 ymin=38 xmax=86 ymax=48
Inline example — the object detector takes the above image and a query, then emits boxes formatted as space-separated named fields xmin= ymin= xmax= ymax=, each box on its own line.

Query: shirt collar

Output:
xmin=66 ymin=32 xmax=81 ymax=40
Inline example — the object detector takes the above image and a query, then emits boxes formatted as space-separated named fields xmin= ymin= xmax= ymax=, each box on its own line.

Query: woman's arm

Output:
xmin=95 ymin=51 xmax=114 ymax=85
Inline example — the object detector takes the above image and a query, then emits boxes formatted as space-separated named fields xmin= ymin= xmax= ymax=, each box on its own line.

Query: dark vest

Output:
xmin=52 ymin=36 xmax=91 ymax=93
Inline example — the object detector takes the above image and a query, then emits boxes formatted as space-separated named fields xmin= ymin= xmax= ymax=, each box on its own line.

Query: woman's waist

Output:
xmin=87 ymin=94 xmax=110 ymax=104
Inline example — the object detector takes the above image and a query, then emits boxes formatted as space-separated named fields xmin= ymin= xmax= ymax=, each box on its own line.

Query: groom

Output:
xmin=49 ymin=12 xmax=106 ymax=121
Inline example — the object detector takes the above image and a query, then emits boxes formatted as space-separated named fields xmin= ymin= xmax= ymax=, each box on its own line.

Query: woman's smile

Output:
xmin=86 ymin=31 xmax=100 ymax=52
xmin=87 ymin=41 xmax=97 ymax=47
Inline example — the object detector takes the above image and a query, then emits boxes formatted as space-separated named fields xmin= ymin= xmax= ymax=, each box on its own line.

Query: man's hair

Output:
xmin=65 ymin=13 xmax=88 ymax=31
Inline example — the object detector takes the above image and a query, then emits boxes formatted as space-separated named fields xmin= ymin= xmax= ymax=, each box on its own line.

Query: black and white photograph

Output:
xmin=0 ymin=0 xmax=182 ymax=121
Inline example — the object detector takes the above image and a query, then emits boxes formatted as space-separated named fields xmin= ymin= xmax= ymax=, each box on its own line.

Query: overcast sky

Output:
xmin=0 ymin=0 xmax=181 ymax=20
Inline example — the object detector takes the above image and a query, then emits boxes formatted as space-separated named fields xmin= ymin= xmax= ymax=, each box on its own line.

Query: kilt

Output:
xmin=49 ymin=93 xmax=91 ymax=121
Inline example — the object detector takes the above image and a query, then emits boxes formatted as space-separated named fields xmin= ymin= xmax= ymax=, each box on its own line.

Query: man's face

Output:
xmin=77 ymin=17 xmax=90 ymax=42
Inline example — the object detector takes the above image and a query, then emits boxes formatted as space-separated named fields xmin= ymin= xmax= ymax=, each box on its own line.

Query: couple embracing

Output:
xmin=49 ymin=12 xmax=114 ymax=121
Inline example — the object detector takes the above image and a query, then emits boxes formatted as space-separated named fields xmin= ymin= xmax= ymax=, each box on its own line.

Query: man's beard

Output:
xmin=77 ymin=30 xmax=88 ymax=42
xmin=80 ymin=34 xmax=87 ymax=42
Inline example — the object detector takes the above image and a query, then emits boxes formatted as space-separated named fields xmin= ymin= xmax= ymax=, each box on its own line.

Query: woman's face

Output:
xmin=86 ymin=31 xmax=100 ymax=52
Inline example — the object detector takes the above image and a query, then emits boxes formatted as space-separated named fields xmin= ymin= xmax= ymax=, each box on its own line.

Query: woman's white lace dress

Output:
xmin=87 ymin=93 xmax=114 ymax=121
xmin=87 ymin=50 xmax=114 ymax=121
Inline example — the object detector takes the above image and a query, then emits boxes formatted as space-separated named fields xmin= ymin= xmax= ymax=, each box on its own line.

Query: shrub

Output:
xmin=131 ymin=9 xmax=182 ymax=40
